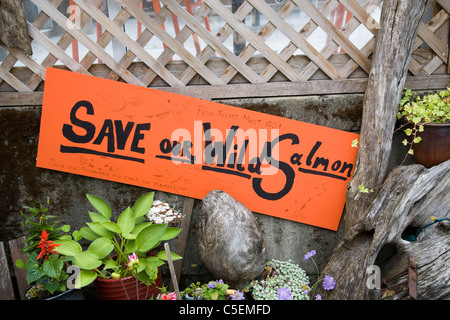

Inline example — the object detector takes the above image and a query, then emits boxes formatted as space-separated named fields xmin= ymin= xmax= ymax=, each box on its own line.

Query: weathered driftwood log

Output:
xmin=0 ymin=0 xmax=32 ymax=55
xmin=317 ymin=0 xmax=450 ymax=300
xmin=198 ymin=190 xmax=267 ymax=288
xmin=317 ymin=160 xmax=450 ymax=300
xmin=345 ymin=0 xmax=432 ymax=231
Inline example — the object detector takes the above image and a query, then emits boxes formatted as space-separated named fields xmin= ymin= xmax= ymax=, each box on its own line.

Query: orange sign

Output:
xmin=37 ymin=68 xmax=358 ymax=230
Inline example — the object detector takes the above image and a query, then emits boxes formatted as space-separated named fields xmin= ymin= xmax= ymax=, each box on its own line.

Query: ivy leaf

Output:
xmin=402 ymin=139 xmax=408 ymax=146
xmin=413 ymin=137 xmax=422 ymax=144
xmin=358 ymin=183 xmax=369 ymax=193
xmin=408 ymin=149 xmax=414 ymax=155
xmin=412 ymin=116 xmax=422 ymax=124
xmin=351 ymin=138 xmax=358 ymax=148
xmin=404 ymin=128 xmax=413 ymax=136
xmin=358 ymin=183 xmax=373 ymax=194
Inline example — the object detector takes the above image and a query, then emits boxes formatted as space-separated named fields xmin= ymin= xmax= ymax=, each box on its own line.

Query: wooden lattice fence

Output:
xmin=0 ymin=0 xmax=449 ymax=106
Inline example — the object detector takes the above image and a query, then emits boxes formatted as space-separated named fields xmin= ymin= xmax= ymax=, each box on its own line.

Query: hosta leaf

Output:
xmin=146 ymin=256 xmax=165 ymax=268
xmin=157 ymin=250 xmax=182 ymax=261
xmin=132 ymin=222 xmax=152 ymax=236
xmin=86 ymin=194 xmax=111 ymax=219
xmin=74 ymin=269 xmax=97 ymax=289
xmin=132 ymin=192 xmax=154 ymax=218
xmin=124 ymin=240 xmax=138 ymax=254
xmin=89 ymin=211 xmax=110 ymax=223
xmin=87 ymin=237 xmax=114 ymax=259
xmin=136 ymin=224 xmax=167 ymax=253
xmin=73 ymin=251 xmax=102 ymax=270
xmin=117 ymin=207 xmax=134 ymax=234
xmin=160 ymin=227 xmax=182 ymax=241
xmin=79 ymin=226 xmax=100 ymax=241
xmin=103 ymin=259 xmax=120 ymax=270
xmin=101 ymin=222 xmax=122 ymax=234
xmin=86 ymin=222 xmax=114 ymax=238
xmin=54 ymin=239 xmax=82 ymax=257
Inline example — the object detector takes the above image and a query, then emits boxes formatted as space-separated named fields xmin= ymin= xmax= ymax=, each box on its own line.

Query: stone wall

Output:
xmin=0 ymin=93 xmax=415 ymax=290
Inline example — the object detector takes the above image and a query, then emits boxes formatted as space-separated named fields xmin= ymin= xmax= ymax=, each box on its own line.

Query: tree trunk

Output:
xmin=345 ymin=0 xmax=432 ymax=230
xmin=316 ymin=0 xmax=448 ymax=300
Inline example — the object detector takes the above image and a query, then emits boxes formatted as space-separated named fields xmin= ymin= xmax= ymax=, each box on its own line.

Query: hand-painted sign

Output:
xmin=37 ymin=68 xmax=359 ymax=230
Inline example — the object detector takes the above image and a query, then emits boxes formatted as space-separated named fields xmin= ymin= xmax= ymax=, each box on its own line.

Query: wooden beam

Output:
xmin=1 ymin=75 xmax=449 ymax=106
xmin=171 ymin=197 xmax=195 ymax=291
xmin=9 ymin=237 xmax=28 ymax=300
xmin=0 ymin=242 xmax=15 ymax=300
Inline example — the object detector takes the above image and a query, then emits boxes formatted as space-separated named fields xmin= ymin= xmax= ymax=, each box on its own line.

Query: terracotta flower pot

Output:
xmin=413 ymin=123 xmax=450 ymax=168
xmin=94 ymin=269 xmax=162 ymax=300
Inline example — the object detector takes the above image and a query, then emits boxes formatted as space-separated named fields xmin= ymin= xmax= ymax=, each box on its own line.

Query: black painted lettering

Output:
xmin=290 ymin=153 xmax=303 ymax=166
xmin=306 ymin=141 xmax=322 ymax=166
xmin=339 ymin=162 xmax=354 ymax=178
xmin=252 ymin=133 xmax=299 ymax=200
xmin=93 ymin=119 xmax=115 ymax=152
xmin=331 ymin=160 xmax=341 ymax=171
xmin=62 ymin=100 xmax=96 ymax=143
xmin=131 ymin=123 xmax=151 ymax=154
xmin=312 ymin=157 xmax=329 ymax=171
xmin=115 ymin=121 xmax=134 ymax=150
xmin=160 ymin=139 xmax=174 ymax=154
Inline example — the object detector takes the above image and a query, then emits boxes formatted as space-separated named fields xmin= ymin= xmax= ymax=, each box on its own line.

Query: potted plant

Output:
xmin=398 ymin=86 xmax=450 ymax=167
xmin=246 ymin=253 xmax=336 ymax=300
xmin=246 ymin=259 xmax=311 ymax=300
xmin=54 ymin=192 xmax=182 ymax=300
xmin=182 ymin=281 xmax=203 ymax=300
xmin=182 ymin=279 xmax=243 ymax=300
xmin=200 ymin=279 xmax=229 ymax=300
xmin=15 ymin=199 xmax=82 ymax=300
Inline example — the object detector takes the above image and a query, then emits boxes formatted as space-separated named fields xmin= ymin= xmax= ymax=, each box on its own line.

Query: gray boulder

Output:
xmin=198 ymin=190 xmax=267 ymax=288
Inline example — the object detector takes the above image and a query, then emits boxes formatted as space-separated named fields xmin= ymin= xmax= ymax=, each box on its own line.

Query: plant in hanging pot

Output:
xmin=15 ymin=199 xmax=81 ymax=300
xmin=54 ymin=192 xmax=182 ymax=300
xmin=398 ymin=86 xmax=450 ymax=168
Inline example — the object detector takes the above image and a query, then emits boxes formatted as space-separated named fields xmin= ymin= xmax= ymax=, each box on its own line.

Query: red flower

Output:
xmin=36 ymin=230 xmax=61 ymax=260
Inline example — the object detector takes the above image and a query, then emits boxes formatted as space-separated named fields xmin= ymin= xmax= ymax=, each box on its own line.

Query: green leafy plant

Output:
xmin=355 ymin=86 xmax=450 ymax=193
xmin=398 ymin=87 xmax=450 ymax=124
xmin=54 ymin=192 xmax=182 ymax=289
xmin=303 ymin=250 xmax=336 ymax=300
xmin=15 ymin=200 xmax=73 ymax=299
xmin=246 ymin=259 xmax=310 ymax=300
xmin=397 ymin=86 xmax=450 ymax=156
xmin=18 ymin=199 xmax=71 ymax=255
xmin=200 ymin=279 xmax=229 ymax=300
xmin=182 ymin=281 xmax=203 ymax=299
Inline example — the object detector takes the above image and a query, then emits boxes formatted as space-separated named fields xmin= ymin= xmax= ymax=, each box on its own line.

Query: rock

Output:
xmin=0 ymin=0 xmax=32 ymax=55
xmin=198 ymin=190 xmax=267 ymax=288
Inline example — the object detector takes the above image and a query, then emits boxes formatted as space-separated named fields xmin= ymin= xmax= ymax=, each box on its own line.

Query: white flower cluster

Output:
xmin=145 ymin=200 xmax=183 ymax=224
xmin=250 ymin=259 xmax=310 ymax=300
